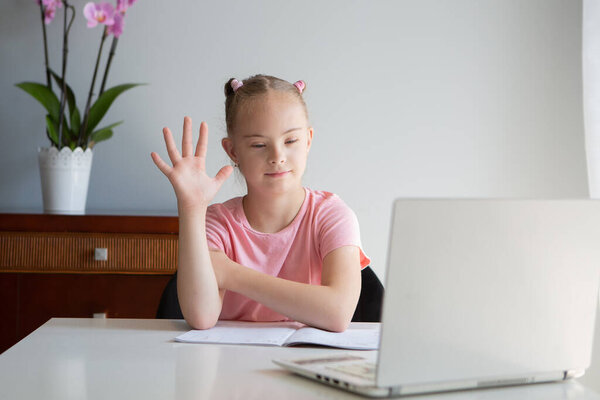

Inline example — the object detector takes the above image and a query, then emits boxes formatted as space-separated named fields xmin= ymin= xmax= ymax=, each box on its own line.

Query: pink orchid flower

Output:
xmin=42 ymin=0 xmax=63 ymax=8
xmin=43 ymin=6 xmax=56 ymax=24
xmin=116 ymin=0 xmax=137 ymax=15
xmin=111 ymin=0 xmax=137 ymax=37
xmin=83 ymin=2 xmax=116 ymax=28
xmin=36 ymin=0 xmax=62 ymax=25
xmin=106 ymin=12 xmax=124 ymax=37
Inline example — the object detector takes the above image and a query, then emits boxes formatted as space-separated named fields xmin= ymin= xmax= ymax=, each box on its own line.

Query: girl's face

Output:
xmin=222 ymin=90 xmax=313 ymax=196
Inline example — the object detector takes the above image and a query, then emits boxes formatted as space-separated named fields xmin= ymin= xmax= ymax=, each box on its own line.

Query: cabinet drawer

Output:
xmin=0 ymin=273 xmax=174 ymax=354
xmin=0 ymin=232 xmax=177 ymax=274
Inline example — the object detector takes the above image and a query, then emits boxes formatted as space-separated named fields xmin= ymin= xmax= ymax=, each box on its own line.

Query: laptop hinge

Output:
xmin=564 ymin=369 xmax=585 ymax=380
xmin=388 ymin=386 xmax=402 ymax=396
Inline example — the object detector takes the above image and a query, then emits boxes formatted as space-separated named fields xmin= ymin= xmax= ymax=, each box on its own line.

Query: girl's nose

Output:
xmin=269 ymin=147 xmax=286 ymax=164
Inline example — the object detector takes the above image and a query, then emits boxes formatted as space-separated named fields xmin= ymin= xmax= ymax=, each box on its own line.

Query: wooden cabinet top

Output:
xmin=0 ymin=213 xmax=179 ymax=234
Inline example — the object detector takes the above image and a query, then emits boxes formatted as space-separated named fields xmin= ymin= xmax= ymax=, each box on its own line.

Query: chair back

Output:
xmin=156 ymin=266 xmax=384 ymax=322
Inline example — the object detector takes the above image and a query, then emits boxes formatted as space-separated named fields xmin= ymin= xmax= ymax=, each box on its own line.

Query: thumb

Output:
xmin=214 ymin=165 xmax=234 ymax=186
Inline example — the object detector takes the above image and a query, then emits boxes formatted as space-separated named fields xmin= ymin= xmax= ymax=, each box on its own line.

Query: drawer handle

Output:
xmin=94 ymin=248 xmax=108 ymax=261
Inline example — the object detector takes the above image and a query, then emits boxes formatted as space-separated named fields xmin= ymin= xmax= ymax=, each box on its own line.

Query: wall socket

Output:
xmin=94 ymin=248 xmax=108 ymax=261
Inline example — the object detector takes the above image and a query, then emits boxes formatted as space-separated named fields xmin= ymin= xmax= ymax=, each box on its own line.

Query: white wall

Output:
xmin=0 ymin=0 xmax=587 ymax=282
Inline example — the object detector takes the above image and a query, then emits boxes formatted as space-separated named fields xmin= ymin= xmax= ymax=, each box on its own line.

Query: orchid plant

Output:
xmin=16 ymin=0 xmax=143 ymax=150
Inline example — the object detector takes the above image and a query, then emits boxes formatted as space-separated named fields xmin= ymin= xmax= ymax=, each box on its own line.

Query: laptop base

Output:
xmin=273 ymin=354 xmax=574 ymax=398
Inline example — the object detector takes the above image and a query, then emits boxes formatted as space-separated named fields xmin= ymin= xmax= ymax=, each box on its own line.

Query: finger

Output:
xmin=182 ymin=116 xmax=193 ymax=158
xmin=163 ymin=127 xmax=181 ymax=164
xmin=214 ymin=165 xmax=233 ymax=186
xmin=195 ymin=121 xmax=209 ymax=158
xmin=150 ymin=152 xmax=172 ymax=176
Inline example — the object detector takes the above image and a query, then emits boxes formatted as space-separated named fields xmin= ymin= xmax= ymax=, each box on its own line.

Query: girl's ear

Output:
xmin=307 ymin=127 xmax=314 ymax=153
xmin=222 ymin=137 xmax=238 ymax=164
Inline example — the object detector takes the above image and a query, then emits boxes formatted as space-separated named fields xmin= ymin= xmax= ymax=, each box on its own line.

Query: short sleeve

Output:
xmin=205 ymin=204 xmax=228 ymax=253
xmin=316 ymin=195 xmax=371 ymax=268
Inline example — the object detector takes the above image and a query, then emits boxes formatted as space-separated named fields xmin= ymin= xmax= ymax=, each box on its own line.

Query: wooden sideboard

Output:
xmin=0 ymin=213 xmax=179 ymax=354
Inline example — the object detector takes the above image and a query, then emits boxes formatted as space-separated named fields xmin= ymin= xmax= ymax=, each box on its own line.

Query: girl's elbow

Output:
xmin=187 ymin=318 xmax=217 ymax=330
xmin=328 ymin=321 xmax=350 ymax=333
xmin=184 ymin=310 xmax=219 ymax=330
xmin=325 ymin=319 xmax=351 ymax=333
xmin=320 ymin=295 xmax=357 ymax=332
xmin=324 ymin=310 xmax=353 ymax=333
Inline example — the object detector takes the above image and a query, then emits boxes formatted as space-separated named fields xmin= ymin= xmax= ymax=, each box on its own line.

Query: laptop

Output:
xmin=273 ymin=199 xmax=600 ymax=397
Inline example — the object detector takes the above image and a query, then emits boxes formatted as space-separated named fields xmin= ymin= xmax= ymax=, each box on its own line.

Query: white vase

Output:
xmin=38 ymin=147 xmax=93 ymax=214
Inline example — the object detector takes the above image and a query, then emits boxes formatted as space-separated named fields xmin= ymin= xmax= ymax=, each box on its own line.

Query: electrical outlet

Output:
xmin=94 ymin=248 xmax=108 ymax=261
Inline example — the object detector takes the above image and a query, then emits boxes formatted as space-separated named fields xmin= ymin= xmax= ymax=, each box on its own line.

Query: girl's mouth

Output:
xmin=265 ymin=171 xmax=291 ymax=178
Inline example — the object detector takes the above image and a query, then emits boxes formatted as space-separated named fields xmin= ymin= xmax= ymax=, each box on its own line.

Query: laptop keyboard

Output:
xmin=326 ymin=362 xmax=377 ymax=381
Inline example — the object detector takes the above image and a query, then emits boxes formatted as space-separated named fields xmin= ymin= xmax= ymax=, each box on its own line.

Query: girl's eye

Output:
xmin=251 ymin=144 xmax=266 ymax=148
xmin=286 ymin=139 xmax=298 ymax=145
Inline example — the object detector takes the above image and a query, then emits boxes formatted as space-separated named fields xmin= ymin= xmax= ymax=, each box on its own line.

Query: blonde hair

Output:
xmin=223 ymin=74 xmax=308 ymax=136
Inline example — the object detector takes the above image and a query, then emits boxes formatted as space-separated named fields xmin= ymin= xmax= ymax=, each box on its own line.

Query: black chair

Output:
xmin=156 ymin=266 xmax=384 ymax=322
xmin=351 ymin=266 xmax=385 ymax=322
xmin=156 ymin=272 xmax=184 ymax=320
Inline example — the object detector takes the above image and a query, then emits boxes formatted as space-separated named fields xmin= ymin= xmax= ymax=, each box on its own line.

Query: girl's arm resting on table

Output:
xmin=212 ymin=245 xmax=362 ymax=332
xmin=177 ymin=210 xmax=225 ymax=330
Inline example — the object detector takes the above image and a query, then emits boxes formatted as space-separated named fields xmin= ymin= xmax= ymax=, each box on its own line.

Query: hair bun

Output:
xmin=293 ymin=80 xmax=305 ymax=94
xmin=231 ymin=79 xmax=244 ymax=92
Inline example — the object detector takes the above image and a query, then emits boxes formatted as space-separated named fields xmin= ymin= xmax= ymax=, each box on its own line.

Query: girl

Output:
xmin=151 ymin=75 xmax=370 ymax=332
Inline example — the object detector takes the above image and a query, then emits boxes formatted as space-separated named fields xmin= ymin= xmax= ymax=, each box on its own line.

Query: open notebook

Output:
xmin=175 ymin=321 xmax=380 ymax=350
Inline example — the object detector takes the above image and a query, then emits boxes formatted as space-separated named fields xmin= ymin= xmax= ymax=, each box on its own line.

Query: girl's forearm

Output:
xmin=223 ymin=260 xmax=357 ymax=332
xmin=177 ymin=209 xmax=222 ymax=329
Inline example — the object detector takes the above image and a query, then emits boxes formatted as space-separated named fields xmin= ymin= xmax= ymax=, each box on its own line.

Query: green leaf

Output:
xmin=90 ymin=128 xmax=113 ymax=145
xmin=45 ymin=115 xmax=59 ymax=146
xmin=49 ymin=70 xmax=76 ymax=117
xmin=49 ymin=70 xmax=83 ymax=143
xmin=85 ymin=83 xmax=144 ymax=136
xmin=95 ymin=120 xmax=123 ymax=132
xmin=45 ymin=128 xmax=54 ymax=145
xmin=61 ymin=120 xmax=73 ymax=146
xmin=88 ymin=120 xmax=122 ymax=147
xmin=70 ymin=107 xmax=81 ymax=137
xmin=16 ymin=82 xmax=60 ymax=121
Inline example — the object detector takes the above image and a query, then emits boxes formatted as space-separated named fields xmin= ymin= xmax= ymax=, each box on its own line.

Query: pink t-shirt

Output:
xmin=205 ymin=187 xmax=371 ymax=322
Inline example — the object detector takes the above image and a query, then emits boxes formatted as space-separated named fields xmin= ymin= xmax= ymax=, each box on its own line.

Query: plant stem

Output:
xmin=57 ymin=1 xmax=68 ymax=148
xmin=80 ymin=26 xmax=108 ymax=147
xmin=56 ymin=2 xmax=76 ymax=148
xmin=38 ymin=3 xmax=52 ymax=90
xmin=39 ymin=3 xmax=54 ymax=147
xmin=99 ymin=36 xmax=119 ymax=96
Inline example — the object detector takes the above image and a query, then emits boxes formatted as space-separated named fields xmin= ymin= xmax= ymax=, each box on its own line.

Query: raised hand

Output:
xmin=151 ymin=116 xmax=233 ymax=212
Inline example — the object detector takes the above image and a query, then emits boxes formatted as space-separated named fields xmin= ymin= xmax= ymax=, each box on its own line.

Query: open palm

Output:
xmin=151 ymin=116 xmax=232 ymax=212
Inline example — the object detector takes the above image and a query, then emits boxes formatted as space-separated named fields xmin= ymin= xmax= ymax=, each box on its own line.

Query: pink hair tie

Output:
xmin=231 ymin=79 xmax=244 ymax=92
xmin=293 ymin=80 xmax=305 ymax=94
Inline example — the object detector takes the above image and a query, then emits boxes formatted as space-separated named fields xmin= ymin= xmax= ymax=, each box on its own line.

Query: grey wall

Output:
xmin=0 ymin=0 xmax=587 ymax=281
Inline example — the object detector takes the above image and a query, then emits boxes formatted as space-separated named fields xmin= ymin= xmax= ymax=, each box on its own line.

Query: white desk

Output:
xmin=0 ymin=318 xmax=598 ymax=400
